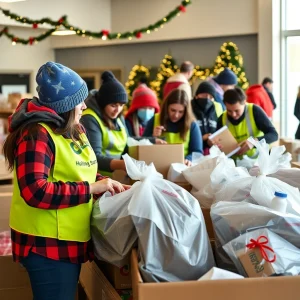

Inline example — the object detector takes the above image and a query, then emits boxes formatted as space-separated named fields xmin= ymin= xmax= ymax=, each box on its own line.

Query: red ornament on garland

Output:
xmin=135 ymin=32 xmax=142 ymax=39
xmin=32 ymin=23 xmax=38 ymax=29
xmin=102 ymin=29 xmax=109 ymax=36
xmin=179 ymin=5 xmax=186 ymax=12
xmin=58 ymin=17 xmax=65 ymax=24
xmin=3 ymin=27 xmax=8 ymax=34
xmin=13 ymin=37 xmax=18 ymax=42
xmin=29 ymin=37 xmax=35 ymax=45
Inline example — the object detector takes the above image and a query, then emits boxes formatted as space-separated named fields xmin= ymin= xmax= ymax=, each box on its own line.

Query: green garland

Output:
xmin=0 ymin=1 xmax=191 ymax=45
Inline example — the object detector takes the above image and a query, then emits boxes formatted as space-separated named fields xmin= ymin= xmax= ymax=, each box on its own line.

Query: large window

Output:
xmin=282 ymin=0 xmax=300 ymax=137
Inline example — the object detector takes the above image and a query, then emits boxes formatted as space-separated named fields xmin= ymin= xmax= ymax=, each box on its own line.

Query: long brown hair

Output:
xmin=160 ymin=89 xmax=194 ymax=141
xmin=99 ymin=105 xmax=123 ymax=130
xmin=3 ymin=108 xmax=84 ymax=171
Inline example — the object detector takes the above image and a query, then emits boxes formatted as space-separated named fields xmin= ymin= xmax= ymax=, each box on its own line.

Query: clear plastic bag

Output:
xmin=213 ymin=139 xmax=300 ymax=215
xmin=223 ymin=228 xmax=300 ymax=277
xmin=211 ymin=201 xmax=300 ymax=272
xmin=91 ymin=154 xmax=215 ymax=282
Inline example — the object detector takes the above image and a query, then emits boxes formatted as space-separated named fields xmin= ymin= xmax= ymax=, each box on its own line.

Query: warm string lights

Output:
xmin=127 ymin=42 xmax=249 ymax=102
xmin=125 ymin=64 xmax=151 ymax=104
xmin=0 ymin=0 xmax=191 ymax=45
xmin=150 ymin=54 xmax=178 ymax=102
xmin=192 ymin=42 xmax=249 ymax=89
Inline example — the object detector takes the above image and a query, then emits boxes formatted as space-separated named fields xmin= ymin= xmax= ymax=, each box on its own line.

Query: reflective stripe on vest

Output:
xmin=213 ymin=101 xmax=223 ymax=118
xmin=10 ymin=123 xmax=97 ymax=242
xmin=153 ymin=113 xmax=190 ymax=156
xmin=222 ymin=104 xmax=263 ymax=158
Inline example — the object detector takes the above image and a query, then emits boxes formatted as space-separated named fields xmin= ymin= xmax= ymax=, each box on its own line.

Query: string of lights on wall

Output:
xmin=0 ymin=0 xmax=191 ymax=45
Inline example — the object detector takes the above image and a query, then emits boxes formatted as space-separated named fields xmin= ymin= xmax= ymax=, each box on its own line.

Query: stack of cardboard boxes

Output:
xmin=0 ymin=182 xmax=33 ymax=299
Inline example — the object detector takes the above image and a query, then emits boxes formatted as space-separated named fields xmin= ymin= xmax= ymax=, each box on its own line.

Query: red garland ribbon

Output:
xmin=102 ymin=29 xmax=109 ymax=36
xmin=179 ymin=5 xmax=186 ymax=12
xmin=29 ymin=37 xmax=35 ymax=45
xmin=246 ymin=235 xmax=276 ymax=263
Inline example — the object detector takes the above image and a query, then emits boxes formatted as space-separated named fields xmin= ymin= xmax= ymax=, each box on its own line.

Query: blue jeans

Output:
xmin=21 ymin=252 xmax=81 ymax=300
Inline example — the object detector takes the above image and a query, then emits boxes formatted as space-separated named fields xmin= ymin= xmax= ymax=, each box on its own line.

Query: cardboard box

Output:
xmin=0 ymin=159 xmax=12 ymax=181
xmin=0 ymin=193 xmax=32 ymax=299
xmin=130 ymin=249 xmax=300 ymax=300
xmin=280 ymin=138 xmax=300 ymax=162
xmin=292 ymin=162 xmax=300 ymax=169
xmin=201 ymin=207 xmax=214 ymax=240
xmin=0 ymin=184 xmax=13 ymax=193
xmin=173 ymin=182 xmax=192 ymax=192
xmin=101 ymin=259 xmax=132 ymax=290
xmin=80 ymin=261 xmax=121 ymax=300
xmin=128 ymin=144 xmax=184 ymax=178
xmin=237 ymin=248 xmax=275 ymax=278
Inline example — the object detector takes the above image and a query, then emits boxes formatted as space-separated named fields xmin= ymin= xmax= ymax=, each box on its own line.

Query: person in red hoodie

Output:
xmin=246 ymin=84 xmax=273 ymax=119
xmin=125 ymin=82 xmax=160 ymax=137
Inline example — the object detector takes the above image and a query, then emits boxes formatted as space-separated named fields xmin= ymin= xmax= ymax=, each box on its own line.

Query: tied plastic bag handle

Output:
xmin=122 ymin=154 xmax=163 ymax=181
xmin=248 ymin=137 xmax=286 ymax=176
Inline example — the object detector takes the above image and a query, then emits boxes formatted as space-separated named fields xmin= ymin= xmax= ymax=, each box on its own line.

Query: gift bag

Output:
xmin=91 ymin=154 xmax=215 ymax=282
xmin=223 ymin=228 xmax=300 ymax=277
xmin=211 ymin=201 xmax=300 ymax=272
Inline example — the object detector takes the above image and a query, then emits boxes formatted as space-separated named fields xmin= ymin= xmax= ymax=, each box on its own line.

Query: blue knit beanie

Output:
xmin=36 ymin=62 xmax=88 ymax=114
xmin=96 ymin=71 xmax=128 ymax=108
xmin=214 ymin=68 xmax=238 ymax=85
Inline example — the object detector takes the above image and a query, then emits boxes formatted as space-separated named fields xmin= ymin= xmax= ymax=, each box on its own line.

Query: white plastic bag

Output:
xmin=235 ymin=155 xmax=257 ymax=170
xmin=167 ymin=163 xmax=188 ymax=183
xmin=198 ymin=267 xmax=244 ymax=280
xmin=127 ymin=137 xmax=153 ymax=146
xmin=269 ymin=168 xmax=300 ymax=189
xmin=91 ymin=154 xmax=215 ymax=282
xmin=214 ymin=138 xmax=300 ymax=215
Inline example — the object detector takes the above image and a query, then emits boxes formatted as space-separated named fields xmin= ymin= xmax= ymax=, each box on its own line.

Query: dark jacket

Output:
xmin=191 ymin=98 xmax=218 ymax=151
xmin=263 ymin=85 xmax=276 ymax=109
xmin=294 ymin=97 xmax=300 ymax=139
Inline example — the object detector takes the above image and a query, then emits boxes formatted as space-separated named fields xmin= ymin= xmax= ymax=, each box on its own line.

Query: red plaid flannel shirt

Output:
xmin=11 ymin=125 xmax=104 ymax=263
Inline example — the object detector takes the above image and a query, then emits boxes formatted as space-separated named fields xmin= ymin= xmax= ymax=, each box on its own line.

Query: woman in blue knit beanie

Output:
xmin=3 ymin=62 xmax=128 ymax=300
xmin=81 ymin=71 xmax=129 ymax=177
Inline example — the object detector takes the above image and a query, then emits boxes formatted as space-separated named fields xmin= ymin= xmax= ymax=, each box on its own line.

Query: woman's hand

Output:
xmin=184 ymin=159 xmax=192 ymax=167
xmin=203 ymin=133 xmax=214 ymax=146
xmin=155 ymin=138 xmax=167 ymax=145
xmin=90 ymin=178 xmax=126 ymax=195
xmin=153 ymin=126 xmax=165 ymax=137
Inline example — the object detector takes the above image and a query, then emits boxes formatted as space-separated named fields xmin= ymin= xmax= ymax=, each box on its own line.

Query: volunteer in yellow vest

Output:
xmin=3 ymin=62 xmax=128 ymax=300
xmin=216 ymin=87 xmax=278 ymax=158
xmin=191 ymin=81 xmax=223 ymax=155
xmin=81 ymin=71 xmax=129 ymax=177
xmin=143 ymin=89 xmax=203 ymax=166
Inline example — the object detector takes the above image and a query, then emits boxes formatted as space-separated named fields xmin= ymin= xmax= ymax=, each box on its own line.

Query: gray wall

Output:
xmin=55 ymin=34 xmax=258 ymax=85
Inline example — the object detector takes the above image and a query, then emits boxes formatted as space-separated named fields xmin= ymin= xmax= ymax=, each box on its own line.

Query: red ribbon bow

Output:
xmin=246 ymin=235 xmax=276 ymax=263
